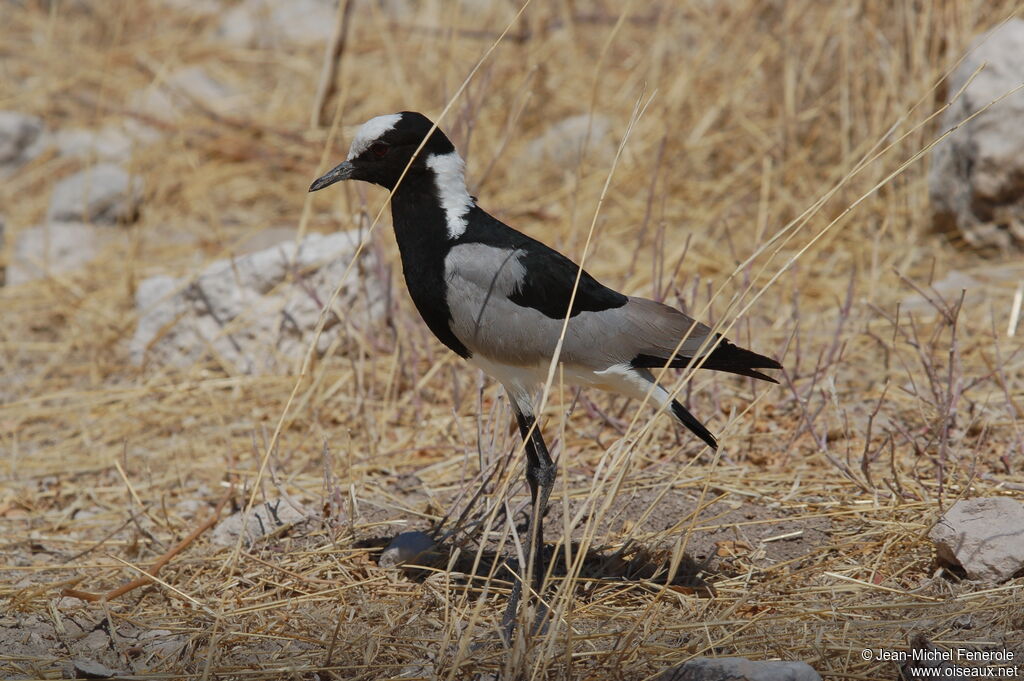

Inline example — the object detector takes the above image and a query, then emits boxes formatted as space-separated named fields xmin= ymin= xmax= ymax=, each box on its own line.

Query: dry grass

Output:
xmin=2 ymin=1 xmax=1024 ymax=679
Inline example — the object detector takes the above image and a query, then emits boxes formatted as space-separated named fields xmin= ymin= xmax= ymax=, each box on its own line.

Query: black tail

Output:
xmin=633 ymin=340 xmax=782 ymax=383
xmin=670 ymin=400 xmax=718 ymax=450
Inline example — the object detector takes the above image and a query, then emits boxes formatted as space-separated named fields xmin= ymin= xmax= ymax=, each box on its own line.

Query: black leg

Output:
xmin=501 ymin=407 xmax=556 ymax=643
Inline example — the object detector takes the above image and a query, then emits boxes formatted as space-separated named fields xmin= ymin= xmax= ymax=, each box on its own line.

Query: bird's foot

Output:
xmin=500 ymin=575 xmax=550 ymax=646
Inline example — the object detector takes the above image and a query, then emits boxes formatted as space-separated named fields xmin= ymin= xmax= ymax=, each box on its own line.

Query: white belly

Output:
xmin=467 ymin=354 xmax=668 ymax=416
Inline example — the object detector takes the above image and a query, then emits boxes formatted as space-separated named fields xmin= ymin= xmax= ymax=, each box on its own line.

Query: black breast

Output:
xmin=389 ymin=182 xmax=471 ymax=358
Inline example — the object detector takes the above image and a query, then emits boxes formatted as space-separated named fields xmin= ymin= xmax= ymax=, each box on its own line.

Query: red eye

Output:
xmin=370 ymin=142 xmax=389 ymax=157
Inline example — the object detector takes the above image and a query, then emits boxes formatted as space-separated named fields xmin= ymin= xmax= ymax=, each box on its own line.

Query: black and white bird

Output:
xmin=309 ymin=111 xmax=780 ymax=635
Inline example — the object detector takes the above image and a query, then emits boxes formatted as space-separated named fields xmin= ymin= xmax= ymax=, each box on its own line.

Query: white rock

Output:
xmin=0 ymin=110 xmax=44 ymax=173
xmin=930 ymin=19 xmax=1024 ymax=251
xmin=210 ymin=499 xmax=309 ymax=547
xmin=7 ymin=222 xmax=113 ymax=285
xmin=379 ymin=531 xmax=436 ymax=568
xmin=53 ymin=126 xmax=133 ymax=162
xmin=47 ymin=163 xmax=142 ymax=225
xmin=131 ymin=66 xmax=247 ymax=124
xmin=130 ymin=229 xmax=386 ymax=374
xmin=218 ymin=0 xmax=336 ymax=48
xmin=522 ymin=114 xmax=614 ymax=170
xmin=658 ymin=657 xmax=821 ymax=681
xmin=930 ymin=497 xmax=1024 ymax=582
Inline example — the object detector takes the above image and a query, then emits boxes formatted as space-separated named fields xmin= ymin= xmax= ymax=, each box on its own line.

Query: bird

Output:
xmin=309 ymin=111 xmax=781 ymax=639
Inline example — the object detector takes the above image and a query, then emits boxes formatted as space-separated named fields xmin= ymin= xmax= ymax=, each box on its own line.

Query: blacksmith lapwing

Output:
xmin=309 ymin=111 xmax=781 ymax=638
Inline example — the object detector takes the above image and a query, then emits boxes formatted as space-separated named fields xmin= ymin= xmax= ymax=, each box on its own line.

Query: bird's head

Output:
xmin=309 ymin=111 xmax=457 ymax=192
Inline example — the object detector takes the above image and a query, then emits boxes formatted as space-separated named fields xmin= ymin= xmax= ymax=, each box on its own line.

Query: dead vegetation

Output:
xmin=1 ymin=1 xmax=1023 ymax=679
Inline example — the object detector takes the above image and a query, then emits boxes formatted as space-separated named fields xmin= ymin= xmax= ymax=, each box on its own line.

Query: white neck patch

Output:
xmin=426 ymin=151 xmax=473 ymax=240
xmin=346 ymin=113 xmax=402 ymax=160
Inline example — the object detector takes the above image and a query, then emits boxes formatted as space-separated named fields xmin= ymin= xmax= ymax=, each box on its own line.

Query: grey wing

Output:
xmin=444 ymin=243 xmax=563 ymax=365
xmin=444 ymin=242 xmax=715 ymax=370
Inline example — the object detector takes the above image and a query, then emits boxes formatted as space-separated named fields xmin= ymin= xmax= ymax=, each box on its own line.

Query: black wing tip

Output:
xmin=710 ymin=340 xmax=782 ymax=371
xmin=670 ymin=399 xmax=718 ymax=450
xmin=745 ymin=369 xmax=780 ymax=384
xmin=632 ymin=342 xmax=782 ymax=383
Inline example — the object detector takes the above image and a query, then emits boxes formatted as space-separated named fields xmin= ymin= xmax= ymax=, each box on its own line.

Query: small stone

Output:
xmin=929 ymin=497 xmax=1024 ymax=582
xmin=209 ymin=499 xmax=309 ymax=547
xmin=80 ymin=629 xmax=110 ymax=651
xmin=47 ymin=164 xmax=142 ymax=225
xmin=379 ymin=531 xmax=436 ymax=568
xmin=7 ymin=222 xmax=112 ymax=285
xmin=71 ymin=659 xmax=121 ymax=679
xmin=658 ymin=657 xmax=821 ymax=681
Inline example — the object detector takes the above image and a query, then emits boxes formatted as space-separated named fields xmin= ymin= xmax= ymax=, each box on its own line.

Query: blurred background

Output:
xmin=1 ymin=1 xmax=1023 ymax=678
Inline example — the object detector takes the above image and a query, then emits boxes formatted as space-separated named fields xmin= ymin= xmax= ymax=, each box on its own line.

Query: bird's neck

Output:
xmin=390 ymin=151 xmax=474 ymax=250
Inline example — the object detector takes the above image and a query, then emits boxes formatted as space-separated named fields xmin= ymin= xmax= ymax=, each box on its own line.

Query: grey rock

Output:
xmin=929 ymin=497 xmax=1024 ymax=582
xmin=53 ymin=126 xmax=133 ymax=162
xmin=129 ymin=229 xmax=386 ymax=374
xmin=70 ymin=659 xmax=122 ymax=679
xmin=522 ymin=113 xmax=614 ymax=170
xmin=0 ymin=110 xmax=44 ymax=173
xmin=47 ymin=163 xmax=142 ymax=225
xmin=218 ymin=0 xmax=336 ymax=48
xmin=210 ymin=498 xmax=309 ymax=547
xmin=8 ymin=222 xmax=113 ymax=285
xmin=80 ymin=630 xmax=110 ymax=651
xmin=658 ymin=657 xmax=821 ymax=681
xmin=379 ymin=531 xmax=436 ymax=568
xmin=930 ymin=19 xmax=1024 ymax=251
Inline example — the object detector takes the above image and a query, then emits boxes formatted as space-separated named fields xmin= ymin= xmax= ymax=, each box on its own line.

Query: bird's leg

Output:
xmin=500 ymin=406 xmax=556 ymax=644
